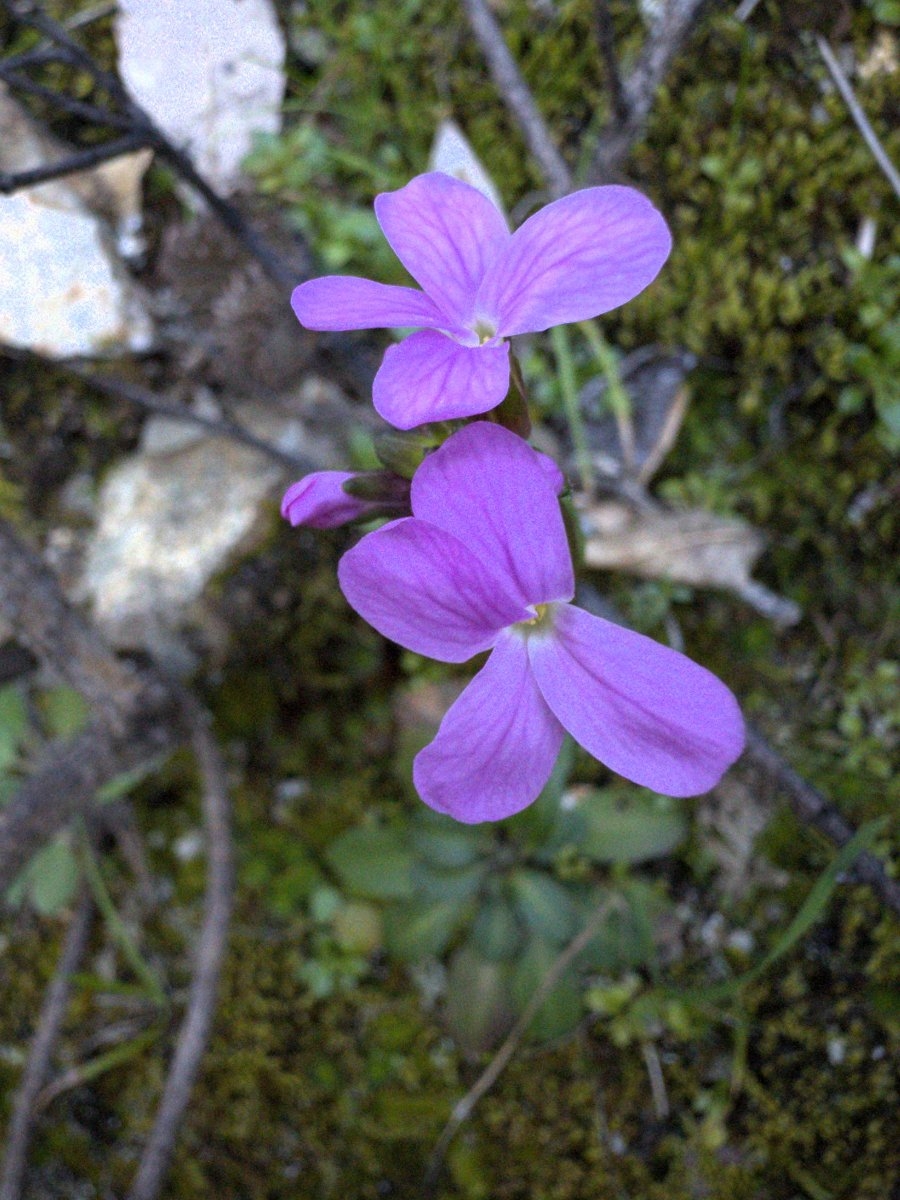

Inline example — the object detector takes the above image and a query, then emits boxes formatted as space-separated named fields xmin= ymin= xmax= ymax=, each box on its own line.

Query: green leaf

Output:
xmin=511 ymin=936 xmax=583 ymax=1042
xmin=574 ymin=882 xmax=668 ymax=974
xmin=39 ymin=686 xmax=89 ymax=739
xmin=579 ymin=789 xmax=688 ymax=864
xmin=0 ymin=684 xmax=29 ymax=773
xmin=25 ymin=837 xmax=80 ymax=916
xmin=325 ymin=823 xmax=413 ymax=900
xmin=666 ymin=819 xmax=887 ymax=1005
xmin=410 ymin=860 xmax=486 ymax=904
xmin=445 ymin=944 xmax=512 ymax=1052
xmin=509 ymin=869 xmax=579 ymax=945
xmin=384 ymin=896 xmax=471 ymax=961
xmin=95 ymin=756 xmax=167 ymax=805
xmin=412 ymin=822 xmax=490 ymax=869
xmin=470 ymin=895 xmax=522 ymax=961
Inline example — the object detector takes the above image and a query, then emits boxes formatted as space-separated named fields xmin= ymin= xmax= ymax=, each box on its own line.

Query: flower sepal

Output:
xmin=372 ymin=423 xmax=457 ymax=478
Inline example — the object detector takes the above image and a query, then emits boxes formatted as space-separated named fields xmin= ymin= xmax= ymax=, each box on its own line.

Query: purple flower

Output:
xmin=338 ymin=422 xmax=744 ymax=823
xmin=292 ymin=172 xmax=672 ymax=431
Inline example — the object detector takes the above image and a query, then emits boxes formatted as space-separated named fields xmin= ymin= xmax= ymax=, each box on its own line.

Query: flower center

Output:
xmin=473 ymin=319 xmax=497 ymax=345
xmin=513 ymin=602 xmax=557 ymax=637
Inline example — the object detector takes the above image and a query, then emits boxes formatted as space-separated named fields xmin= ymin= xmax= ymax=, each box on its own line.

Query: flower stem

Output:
xmin=550 ymin=325 xmax=594 ymax=493
xmin=494 ymin=353 xmax=532 ymax=438
xmin=578 ymin=321 xmax=635 ymax=469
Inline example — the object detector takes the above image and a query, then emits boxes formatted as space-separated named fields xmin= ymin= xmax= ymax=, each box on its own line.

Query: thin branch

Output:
xmin=0 ymin=134 xmax=150 ymax=193
xmin=127 ymin=695 xmax=234 ymax=1200
xmin=0 ymin=66 xmax=137 ymax=130
xmin=815 ymin=35 xmax=900 ymax=203
xmin=743 ymin=725 xmax=900 ymax=918
xmin=67 ymin=368 xmax=317 ymax=476
xmin=424 ymin=897 xmax=618 ymax=1192
xmin=460 ymin=0 xmax=572 ymax=197
xmin=0 ymin=521 xmax=148 ymax=727
xmin=592 ymin=0 xmax=628 ymax=125
xmin=0 ymin=720 xmax=172 ymax=892
xmin=0 ymin=889 xmax=93 ymax=1200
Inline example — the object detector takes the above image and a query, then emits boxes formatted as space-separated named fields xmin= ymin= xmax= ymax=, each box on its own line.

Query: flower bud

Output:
xmin=281 ymin=472 xmax=380 ymax=529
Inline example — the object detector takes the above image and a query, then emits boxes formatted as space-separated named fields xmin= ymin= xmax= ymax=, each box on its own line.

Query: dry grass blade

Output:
xmin=424 ymin=896 xmax=619 ymax=1193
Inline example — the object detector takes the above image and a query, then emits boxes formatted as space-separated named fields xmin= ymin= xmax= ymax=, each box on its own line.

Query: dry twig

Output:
xmin=0 ymin=889 xmax=93 ymax=1200
xmin=0 ymin=521 xmax=178 ymax=888
xmin=587 ymin=0 xmax=712 ymax=180
xmin=67 ymin=367 xmax=318 ymax=475
xmin=460 ymin=0 xmax=572 ymax=197
xmin=592 ymin=0 xmax=629 ymax=124
xmin=127 ymin=694 xmax=234 ymax=1200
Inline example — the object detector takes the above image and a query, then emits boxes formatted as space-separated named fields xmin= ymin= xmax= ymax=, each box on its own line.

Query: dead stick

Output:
xmin=1 ymin=1 xmax=295 ymax=292
xmin=592 ymin=0 xmax=629 ymax=124
xmin=127 ymin=697 xmax=234 ymax=1200
xmin=0 ymin=520 xmax=178 ymax=887
xmin=460 ymin=0 xmax=572 ymax=197
xmin=0 ymin=889 xmax=93 ymax=1200
xmin=587 ymin=0 xmax=711 ymax=181
xmin=815 ymin=35 xmax=900 ymax=203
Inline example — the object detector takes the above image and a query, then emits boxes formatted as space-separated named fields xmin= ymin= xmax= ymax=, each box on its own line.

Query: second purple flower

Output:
xmin=338 ymin=422 xmax=744 ymax=823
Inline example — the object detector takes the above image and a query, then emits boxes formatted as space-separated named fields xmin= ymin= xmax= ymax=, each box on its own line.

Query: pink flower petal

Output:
xmin=372 ymin=331 xmax=510 ymax=430
xmin=411 ymin=422 xmax=574 ymax=608
xmin=291 ymin=276 xmax=448 ymax=331
xmin=375 ymin=173 xmax=510 ymax=325
xmin=477 ymin=186 xmax=672 ymax=337
xmin=338 ymin=519 xmax=529 ymax=663
xmin=528 ymin=604 xmax=745 ymax=796
xmin=413 ymin=632 xmax=565 ymax=822
xmin=281 ymin=471 xmax=374 ymax=529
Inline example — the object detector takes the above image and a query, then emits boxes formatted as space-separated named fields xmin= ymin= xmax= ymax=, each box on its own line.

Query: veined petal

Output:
xmin=281 ymin=471 xmax=374 ymax=529
xmin=338 ymin=518 xmax=529 ymax=663
xmin=414 ymin=632 xmax=565 ymax=823
xmin=477 ymin=186 xmax=672 ymax=337
xmin=373 ymin=331 xmax=510 ymax=430
xmin=411 ymin=422 xmax=574 ymax=608
xmin=528 ymin=605 xmax=745 ymax=797
xmin=375 ymin=173 xmax=510 ymax=324
xmin=291 ymin=276 xmax=447 ymax=331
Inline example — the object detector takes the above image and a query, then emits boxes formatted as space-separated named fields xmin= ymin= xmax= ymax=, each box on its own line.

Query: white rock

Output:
xmin=116 ymin=0 xmax=287 ymax=196
xmin=0 ymin=88 xmax=153 ymax=358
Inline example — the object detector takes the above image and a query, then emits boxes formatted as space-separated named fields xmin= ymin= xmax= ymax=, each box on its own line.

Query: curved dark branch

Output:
xmin=127 ymin=696 xmax=234 ymax=1200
